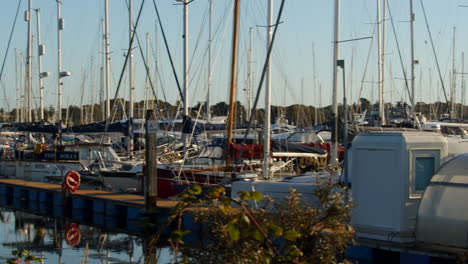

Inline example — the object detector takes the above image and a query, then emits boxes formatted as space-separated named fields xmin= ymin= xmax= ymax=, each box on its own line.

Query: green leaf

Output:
xmin=253 ymin=229 xmax=264 ymax=241
xmin=251 ymin=192 xmax=263 ymax=202
xmin=266 ymin=223 xmax=283 ymax=237
xmin=284 ymin=230 xmax=301 ymax=241
xmin=239 ymin=191 xmax=252 ymax=201
xmin=219 ymin=203 xmax=232 ymax=213
xmin=285 ymin=245 xmax=304 ymax=257
xmin=227 ymin=223 xmax=240 ymax=241
xmin=19 ymin=249 xmax=29 ymax=258
xmin=241 ymin=214 xmax=250 ymax=225
xmin=191 ymin=185 xmax=202 ymax=195
xmin=171 ymin=229 xmax=190 ymax=242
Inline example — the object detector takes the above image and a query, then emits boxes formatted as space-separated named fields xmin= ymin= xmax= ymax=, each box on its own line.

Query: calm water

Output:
xmin=0 ymin=207 xmax=176 ymax=264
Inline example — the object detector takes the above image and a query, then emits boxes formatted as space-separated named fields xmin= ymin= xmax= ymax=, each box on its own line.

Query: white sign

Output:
xmin=147 ymin=120 xmax=158 ymax=133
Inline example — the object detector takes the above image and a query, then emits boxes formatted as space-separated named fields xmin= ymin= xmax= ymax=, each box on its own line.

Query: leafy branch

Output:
xmin=168 ymin=172 xmax=354 ymax=264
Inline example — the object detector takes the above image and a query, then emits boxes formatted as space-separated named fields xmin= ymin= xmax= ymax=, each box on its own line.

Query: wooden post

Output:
xmin=145 ymin=109 xmax=157 ymax=210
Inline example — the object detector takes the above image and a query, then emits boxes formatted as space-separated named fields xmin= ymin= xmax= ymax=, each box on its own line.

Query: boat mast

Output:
xmin=104 ymin=0 xmax=111 ymax=123
xmin=331 ymin=0 xmax=340 ymax=166
xmin=20 ymin=52 xmax=24 ymax=122
xmin=182 ymin=0 xmax=189 ymax=153
xmin=377 ymin=0 xmax=385 ymax=126
xmin=313 ymin=43 xmax=318 ymax=126
xmin=56 ymin=0 xmax=62 ymax=123
xmin=246 ymin=27 xmax=253 ymax=121
xmin=100 ymin=19 xmax=105 ymax=122
xmin=410 ymin=0 xmax=416 ymax=120
xmin=153 ymin=21 xmax=158 ymax=113
xmin=262 ymin=0 xmax=273 ymax=179
xmin=226 ymin=0 xmax=241 ymax=165
xmin=35 ymin=8 xmax=47 ymax=121
xmin=26 ymin=0 xmax=33 ymax=122
xmin=144 ymin=32 xmax=150 ymax=115
xmin=15 ymin=49 xmax=19 ymax=122
xmin=451 ymin=27 xmax=456 ymax=119
xmin=128 ymin=0 xmax=135 ymax=155
xmin=381 ymin=0 xmax=386 ymax=125
xmin=462 ymin=52 xmax=465 ymax=120
xmin=207 ymin=0 xmax=212 ymax=122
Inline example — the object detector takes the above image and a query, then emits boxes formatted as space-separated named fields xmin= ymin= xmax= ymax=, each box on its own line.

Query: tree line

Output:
xmin=1 ymin=97 xmax=466 ymax=126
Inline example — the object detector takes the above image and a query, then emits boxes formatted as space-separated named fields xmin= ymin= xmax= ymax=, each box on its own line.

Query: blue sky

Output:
xmin=0 ymin=0 xmax=467 ymax=115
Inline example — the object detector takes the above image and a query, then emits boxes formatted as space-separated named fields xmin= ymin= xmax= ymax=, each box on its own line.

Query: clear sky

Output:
xmin=0 ymin=0 xmax=467 ymax=116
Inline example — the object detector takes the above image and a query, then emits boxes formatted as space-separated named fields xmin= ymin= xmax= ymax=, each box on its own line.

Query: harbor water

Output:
xmin=0 ymin=207 xmax=175 ymax=263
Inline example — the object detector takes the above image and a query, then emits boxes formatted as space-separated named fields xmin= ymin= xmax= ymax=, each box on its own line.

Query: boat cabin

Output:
xmin=350 ymin=131 xmax=448 ymax=243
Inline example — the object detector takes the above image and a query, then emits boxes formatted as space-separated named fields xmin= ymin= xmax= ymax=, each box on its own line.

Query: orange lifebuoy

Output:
xmin=65 ymin=170 xmax=81 ymax=192
xmin=65 ymin=223 xmax=81 ymax=247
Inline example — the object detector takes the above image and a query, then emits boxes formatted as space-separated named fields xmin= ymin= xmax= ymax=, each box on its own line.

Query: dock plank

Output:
xmin=0 ymin=178 xmax=178 ymax=209
xmin=0 ymin=179 xmax=62 ymax=191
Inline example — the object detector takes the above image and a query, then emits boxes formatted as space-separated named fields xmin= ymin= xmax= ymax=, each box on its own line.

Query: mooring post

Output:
xmin=145 ymin=109 xmax=158 ymax=210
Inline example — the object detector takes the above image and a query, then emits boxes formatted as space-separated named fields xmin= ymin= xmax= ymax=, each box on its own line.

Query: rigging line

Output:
xmin=150 ymin=26 xmax=169 ymax=106
xmin=387 ymin=1 xmax=413 ymax=105
xmin=0 ymin=0 xmax=23 ymax=112
xmin=209 ymin=2 xmax=233 ymax=84
xmin=357 ymin=23 xmax=376 ymax=105
xmin=236 ymin=0 xmax=287 ymax=165
xmin=419 ymin=0 xmax=449 ymax=107
xmin=151 ymin=50 xmax=171 ymax=121
xmin=0 ymin=0 xmax=22 ymax=81
xmin=187 ymin=0 xmax=209 ymax=83
xmin=123 ymin=3 xmax=163 ymax=118
xmin=109 ymin=0 xmax=145 ymax=122
xmin=152 ymin=0 xmax=185 ymax=103
xmin=0 ymin=81 xmax=11 ymax=112
xmin=149 ymin=34 xmax=169 ymax=110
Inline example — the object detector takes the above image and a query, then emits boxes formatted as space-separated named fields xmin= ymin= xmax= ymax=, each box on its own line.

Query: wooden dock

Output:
xmin=0 ymin=178 xmax=179 ymax=232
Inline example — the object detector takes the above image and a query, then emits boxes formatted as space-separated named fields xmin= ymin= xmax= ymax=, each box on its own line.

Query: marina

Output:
xmin=0 ymin=0 xmax=467 ymax=263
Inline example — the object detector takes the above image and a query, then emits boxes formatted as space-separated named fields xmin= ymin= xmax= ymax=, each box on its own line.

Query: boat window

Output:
xmin=410 ymin=150 xmax=440 ymax=198
xmin=415 ymin=157 xmax=435 ymax=191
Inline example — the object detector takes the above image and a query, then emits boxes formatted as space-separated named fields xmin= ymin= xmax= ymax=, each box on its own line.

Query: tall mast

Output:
xmin=15 ymin=49 xmax=19 ymax=122
xmin=207 ymin=0 xmax=212 ymax=122
xmin=128 ymin=0 xmax=134 ymax=155
xmin=377 ymin=0 xmax=385 ymax=126
xmin=153 ymin=21 xmax=158 ymax=112
xmin=26 ymin=0 xmax=33 ymax=122
xmin=20 ymin=52 xmax=24 ymax=122
xmin=56 ymin=0 xmax=62 ymax=123
xmin=381 ymin=0 xmax=386 ymax=125
xmin=313 ymin=43 xmax=318 ymax=126
xmin=451 ymin=27 xmax=456 ymax=119
xmin=104 ymin=0 xmax=111 ymax=122
xmin=462 ymin=52 xmax=465 ymax=120
xmin=89 ymin=56 xmax=95 ymax=123
xmin=100 ymin=19 xmax=105 ymax=122
xmin=410 ymin=0 xmax=416 ymax=118
xmin=331 ymin=0 xmax=340 ymax=166
xmin=144 ymin=32 xmax=150 ymax=115
xmin=182 ymin=0 xmax=189 ymax=153
xmin=262 ymin=0 xmax=273 ymax=179
xmin=35 ymin=8 xmax=47 ymax=121
xmin=226 ymin=0 xmax=241 ymax=165
xmin=246 ymin=27 xmax=253 ymax=121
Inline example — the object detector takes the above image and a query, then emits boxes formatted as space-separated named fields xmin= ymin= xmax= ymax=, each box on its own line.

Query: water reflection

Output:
xmin=0 ymin=208 xmax=174 ymax=264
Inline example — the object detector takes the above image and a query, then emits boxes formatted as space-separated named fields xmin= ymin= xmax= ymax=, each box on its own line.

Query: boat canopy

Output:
xmin=416 ymin=153 xmax=468 ymax=249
